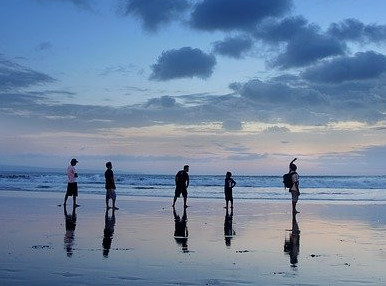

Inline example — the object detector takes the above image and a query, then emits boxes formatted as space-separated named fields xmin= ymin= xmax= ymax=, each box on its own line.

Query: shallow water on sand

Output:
xmin=0 ymin=193 xmax=385 ymax=285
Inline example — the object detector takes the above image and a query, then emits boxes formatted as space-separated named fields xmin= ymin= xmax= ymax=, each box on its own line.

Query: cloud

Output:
xmin=254 ymin=16 xmax=346 ymax=68
xmin=39 ymin=0 xmax=95 ymax=11
xmin=212 ymin=36 xmax=253 ymax=59
xmin=150 ymin=47 xmax=216 ymax=81
xmin=0 ymin=58 xmax=55 ymax=91
xmin=302 ymin=51 xmax=386 ymax=84
xmin=263 ymin=126 xmax=290 ymax=133
xmin=35 ymin=41 xmax=53 ymax=51
xmin=119 ymin=0 xmax=190 ymax=32
xmin=236 ymin=78 xmax=325 ymax=106
xmin=190 ymin=0 xmax=292 ymax=32
xmin=62 ymin=0 xmax=93 ymax=10
xmin=274 ymin=34 xmax=345 ymax=69
xmin=254 ymin=16 xmax=310 ymax=42
xmin=145 ymin=95 xmax=177 ymax=108
xmin=328 ymin=18 xmax=386 ymax=43
xmin=222 ymin=119 xmax=242 ymax=130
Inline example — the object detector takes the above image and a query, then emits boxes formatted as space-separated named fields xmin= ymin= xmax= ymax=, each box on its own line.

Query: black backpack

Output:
xmin=283 ymin=172 xmax=296 ymax=188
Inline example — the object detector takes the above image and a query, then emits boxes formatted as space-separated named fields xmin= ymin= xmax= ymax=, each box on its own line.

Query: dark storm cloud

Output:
xmin=212 ymin=36 xmax=253 ymax=59
xmin=328 ymin=18 xmax=386 ymax=43
xmin=119 ymin=0 xmax=190 ymax=32
xmin=302 ymin=51 xmax=386 ymax=84
xmin=150 ymin=47 xmax=216 ymax=81
xmin=190 ymin=0 xmax=292 ymax=32
xmin=0 ymin=58 xmax=55 ymax=91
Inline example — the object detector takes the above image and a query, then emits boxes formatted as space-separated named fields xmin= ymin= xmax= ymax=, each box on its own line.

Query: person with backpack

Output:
xmin=172 ymin=165 xmax=189 ymax=208
xmin=288 ymin=158 xmax=300 ymax=214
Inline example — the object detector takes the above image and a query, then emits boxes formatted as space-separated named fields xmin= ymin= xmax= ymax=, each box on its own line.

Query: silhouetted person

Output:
xmin=172 ymin=165 xmax=189 ymax=208
xmin=289 ymin=158 xmax=300 ymax=214
xmin=224 ymin=207 xmax=235 ymax=247
xmin=173 ymin=207 xmax=188 ymax=252
xmin=105 ymin=161 xmax=118 ymax=210
xmin=102 ymin=208 xmax=116 ymax=258
xmin=64 ymin=204 xmax=77 ymax=257
xmin=64 ymin=158 xmax=79 ymax=207
xmin=284 ymin=213 xmax=300 ymax=267
xmin=224 ymin=171 xmax=236 ymax=209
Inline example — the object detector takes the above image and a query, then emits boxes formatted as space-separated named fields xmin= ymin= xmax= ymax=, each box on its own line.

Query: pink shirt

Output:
xmin=67 ymin=165 xmax=77 ymax=183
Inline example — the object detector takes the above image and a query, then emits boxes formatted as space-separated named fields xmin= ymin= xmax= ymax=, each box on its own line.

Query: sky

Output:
xmin=1 ymin=0 xmax=386 ymax=175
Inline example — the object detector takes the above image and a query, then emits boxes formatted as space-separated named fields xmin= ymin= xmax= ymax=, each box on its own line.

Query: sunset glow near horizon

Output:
xmin=1 ymin=0 xmax=386 ymax=175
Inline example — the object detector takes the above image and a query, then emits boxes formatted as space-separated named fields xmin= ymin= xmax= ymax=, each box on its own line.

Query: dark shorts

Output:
xmin=225 ymin=189 xmax=233 ymax=201
xmin=290 ymin=189 xmax=299 ymax=203
xmin=66 ymin=182 xmax=78 ymax=197
xmin=106 ymin=189 xmax=116 ymax=200
xmin=175 ymin=188 xmax=187 ymax=198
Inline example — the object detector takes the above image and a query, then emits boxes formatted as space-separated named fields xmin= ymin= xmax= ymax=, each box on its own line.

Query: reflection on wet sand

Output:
xmin=103 ymin=208 xmax=116 ymax=257
xmin=173 ymin=207 xmax=188 ymax=253
xmin=284 ymin=213 xmax=300 ymax=267
xmin=224 ymin=208 xmax=235 ymax=247
xmin=64 ymin=205 xmax=76 ymax=257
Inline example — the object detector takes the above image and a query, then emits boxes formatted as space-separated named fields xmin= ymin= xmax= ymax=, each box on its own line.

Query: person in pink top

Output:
xmin=64 ymin=158 xmax=79 ymax=207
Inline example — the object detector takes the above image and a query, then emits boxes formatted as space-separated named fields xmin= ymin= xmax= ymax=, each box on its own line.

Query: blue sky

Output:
xmin=1 ymin=0 xmax=386 ymax=175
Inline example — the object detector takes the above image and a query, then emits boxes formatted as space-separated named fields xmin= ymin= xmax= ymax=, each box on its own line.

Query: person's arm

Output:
xmin=293 ymin=173 xmax=299 ymax=191
xmin=290 ymin=158 xmax=297 ymax=165
xmin=231 ymin=179 xmax=236 ymax=188
xmin=111 ymin=171 xmax=116 ymax=189
xmin=186 ymin=174 xmax=189 ymax=188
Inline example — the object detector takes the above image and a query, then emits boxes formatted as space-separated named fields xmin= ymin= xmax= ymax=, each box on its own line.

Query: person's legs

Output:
xmin=112 ymin=191 xmax=118 ymax=210
xmin=64 ymin=194 xmax=68 ymax=205
xmin=172 ymin=196 xmax=177 ymax=207
xmin=291 ymin=191 xmax=299 ymax=213
xmin=73 ymin=196 xmax=79 ymax=207
xmin=183 ymin=196 xmax=187 ymax=208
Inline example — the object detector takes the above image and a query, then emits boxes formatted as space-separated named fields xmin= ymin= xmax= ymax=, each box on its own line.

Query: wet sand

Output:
xmin=0 ymin=191 xmax=385 ymax=285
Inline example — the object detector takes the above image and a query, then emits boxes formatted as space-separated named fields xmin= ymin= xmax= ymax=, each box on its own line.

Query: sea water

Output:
xmin=0 ymin=171 xmax=385 ymax=202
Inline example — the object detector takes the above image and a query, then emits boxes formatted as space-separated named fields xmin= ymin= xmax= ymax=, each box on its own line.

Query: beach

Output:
xmin=0 ymin=191 xmax=385 ymax=285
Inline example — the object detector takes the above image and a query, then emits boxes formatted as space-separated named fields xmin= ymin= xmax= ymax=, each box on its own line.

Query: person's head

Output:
xmin=226 ymin=171 xmax=232 ymax=177
xmin=106 ymin=161 xmax=112 ymax=169
xmin=70 ymin=158 xmax=78 ymax=166
xmin=183 ymin=165 xmax=189 ymax=172
xmin=290 ymin=163 xmax=297 ymax=172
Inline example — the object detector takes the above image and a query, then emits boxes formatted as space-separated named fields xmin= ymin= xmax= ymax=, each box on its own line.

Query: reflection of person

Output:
xmin=64 ymin=158 xmax=79 ymax=207
xmin=172 ymin=165 xmax=189 ymax=208
xmin=105 ymin=161 xmax=118 ymax=210
xmin=284 ymin=213 xmax=300 ymax=267
xmin=224 ymin=171 xmax=236 ymax=209
xmin=64 ymin=204 xmax=77 ymax=257
xmin=224 ymin=208 xmax=235 ymax=247
xmin=102 ymin=208 xmax=116 ymax=258
xmin=289 ymin=158 xmax=300 ymax=214
xmin=173 ymin=207 xmax=188 ymax=252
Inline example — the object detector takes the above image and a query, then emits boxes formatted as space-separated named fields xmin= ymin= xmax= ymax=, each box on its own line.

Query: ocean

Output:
xmin=1 ymin=171 xmax=385 ymax=202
